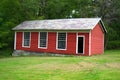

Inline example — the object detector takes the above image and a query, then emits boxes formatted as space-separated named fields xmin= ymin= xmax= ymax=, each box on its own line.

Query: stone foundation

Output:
xmin=12 ymin=50 xmax=73 ymax=57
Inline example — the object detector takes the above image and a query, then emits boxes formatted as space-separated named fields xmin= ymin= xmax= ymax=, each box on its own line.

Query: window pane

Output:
xmin=24 ymin=32 xmax=30 ymax=39
xmin=57 ymin=33 xmax=66 ymax=49
xmin=58 ymin=41 xmax=66 ymax=49
xmin=24 ymin=39 xmax=30 ymax=46
xmin=40 ymin=32 xmax=47 ymax=39
xmin=24 ymin=32 xmax=30 ymax=46
xmin=39 ymin=32 xmax=47 ymax=47
xmin=58 ymin=33 xmax=66 ymax=40
xmin=40 ymin=40 xmax=46 ymax=47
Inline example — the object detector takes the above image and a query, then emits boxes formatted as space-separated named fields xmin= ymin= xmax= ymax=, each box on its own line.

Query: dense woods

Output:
xmin=0 ymin=0 xmax=120 ymax=56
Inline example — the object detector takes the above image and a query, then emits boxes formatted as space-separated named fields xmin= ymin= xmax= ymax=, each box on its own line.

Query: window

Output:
xmin=39 ymin=32 xmax=47 ymax=48
xmin=57 ymin=32 xmax=67 ymax=50
xmin=23 ymin=32 xmax=30 ymax=47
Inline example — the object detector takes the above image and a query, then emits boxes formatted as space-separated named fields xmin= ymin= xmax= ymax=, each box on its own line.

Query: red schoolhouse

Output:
xmin=13 ymin=18 xmax=107 ymax=56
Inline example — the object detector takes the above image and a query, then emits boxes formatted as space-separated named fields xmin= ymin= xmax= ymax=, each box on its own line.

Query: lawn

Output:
xmin=0 ymin=50 xmax=120 ymax=80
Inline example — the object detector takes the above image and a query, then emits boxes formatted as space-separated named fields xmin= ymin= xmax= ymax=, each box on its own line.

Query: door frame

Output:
xmin=76 ymin=35 xmax=85 ymax=54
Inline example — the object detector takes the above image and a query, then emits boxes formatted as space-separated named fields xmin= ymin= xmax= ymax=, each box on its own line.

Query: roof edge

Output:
xmin=13 ymin=29 xmax=91 ymax=32
xmin=99 ymin=20 xmax=107 ymax=33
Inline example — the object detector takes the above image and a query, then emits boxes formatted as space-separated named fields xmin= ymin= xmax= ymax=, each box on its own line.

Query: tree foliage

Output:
xmin=0 ymin=0 xmax=120 ymax=55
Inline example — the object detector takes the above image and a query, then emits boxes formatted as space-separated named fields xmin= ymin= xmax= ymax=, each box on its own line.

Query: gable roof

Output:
xmin=12 ymin=18 xmax=107 ymax=33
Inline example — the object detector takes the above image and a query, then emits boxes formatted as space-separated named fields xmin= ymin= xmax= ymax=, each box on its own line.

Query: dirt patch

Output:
xmin=96 ymin=62 xmax=120 ymax=70
xmin=104 ymin=63 xmax=120 ymax=69
xmin=60 ymin=62 xmax=97 ymax=72
xmin=78 ymin=62 xmax=96 ymax=68
xmin=25 ymin=62 xmax=97 ymax=72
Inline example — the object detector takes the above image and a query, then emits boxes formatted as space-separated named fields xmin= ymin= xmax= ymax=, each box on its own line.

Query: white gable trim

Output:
xmin=100 ymin=20 xmax=107 ymax=33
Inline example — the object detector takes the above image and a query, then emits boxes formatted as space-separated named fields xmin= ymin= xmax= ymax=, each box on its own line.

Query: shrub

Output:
xmin=107 ymin=41 xmax=120 ymax=49
xmin=0 ymin=49 xmax=12 ymax=57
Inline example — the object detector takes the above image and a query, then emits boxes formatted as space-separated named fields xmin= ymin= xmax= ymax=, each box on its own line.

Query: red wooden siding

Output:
xmin=67 ymin=33 xmax=76 ymax=54
xmin=15 ymin=32 xmax=90 ymax=56
xmin=16 ymin=32 xmax=22 ymax=50
xmin=16 ymin=32 xmax=77 ymax=55
xmin=15 ymin=28 xmax=104 ymax=56
xmin=47 ymin=32 xmax=77 ymax=55
xmin=16 ymin=29 xmax=104 ymax=56
xmin=30 ymin=32 xmax=39 ymax=52
xmin=91 ymin=23 xmax=104 ymax=55
xmin=47 ymin=32 xmax=56 ymax=53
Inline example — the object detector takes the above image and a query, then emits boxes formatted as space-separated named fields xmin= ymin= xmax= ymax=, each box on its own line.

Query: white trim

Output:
xmin=38 ymin=32 xmax=48 ymax=49
xmin=76 ymin=32 xmax=78 ymax=54
xmin=56 ymin=32 xmax=67 ymax=50
xmin=38 ymin=32 xmax=40 ymax=48
xmin=13 ymin=30 xmax=90 ymax=33
xmin=89 ymin=31 xmax=91 ymax=56
xmin=100 ymin=20 xmax=107 ymax=33
xmin=22 ymin=32 xmax=31 ymax=48
xmin=14 ymin=32 xmax=17 ymax=50
xmin=76 ymin=34 xmax=85 ymax=54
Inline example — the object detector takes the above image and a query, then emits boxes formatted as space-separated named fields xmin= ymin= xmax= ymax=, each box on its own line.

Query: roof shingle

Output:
xmin=12 ymin=18 xmax=106 ymax=33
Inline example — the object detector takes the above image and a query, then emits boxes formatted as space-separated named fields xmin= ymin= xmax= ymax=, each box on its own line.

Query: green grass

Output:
xmin=0 ymin=50 xmax=120 ymax=80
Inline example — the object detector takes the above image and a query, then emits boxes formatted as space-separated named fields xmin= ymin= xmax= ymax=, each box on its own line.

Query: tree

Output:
xmin=0 ymin=0 xmax=120 ymax=56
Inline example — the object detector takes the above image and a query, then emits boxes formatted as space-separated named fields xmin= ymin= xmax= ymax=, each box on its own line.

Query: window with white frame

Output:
xmin=23 ymin=32 xmax=30 ymax=47
xmin=39 ymin=32 xmax=47 ymax=48
xmin=57 ymin=32 xmax=66 ymax=50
